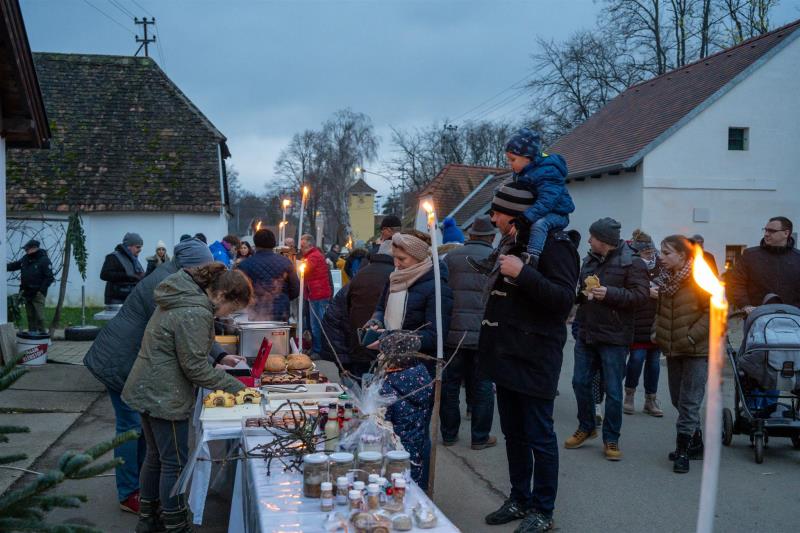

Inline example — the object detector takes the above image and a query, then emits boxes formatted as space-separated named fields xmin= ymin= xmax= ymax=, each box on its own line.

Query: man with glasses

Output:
xmin=728 ymin=216 xmax=800 ymax=312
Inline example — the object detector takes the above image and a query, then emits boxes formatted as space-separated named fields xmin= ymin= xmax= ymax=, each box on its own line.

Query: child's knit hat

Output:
xmin=505 ymin=128 xmax=542 ymax=159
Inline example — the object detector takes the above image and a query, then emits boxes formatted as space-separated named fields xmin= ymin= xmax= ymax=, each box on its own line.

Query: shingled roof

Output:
xmin=348 ymin=178 xmax=377 ymax=194
xmin=449 ymin=170 xmax=512 ymax=228
xmin=418 ymin=164 xmax=507 ymax=220
xmin=6 ymin=53 xmax=230 ymax=213
xmin=548 ymin=19 xmax=800 ymax=179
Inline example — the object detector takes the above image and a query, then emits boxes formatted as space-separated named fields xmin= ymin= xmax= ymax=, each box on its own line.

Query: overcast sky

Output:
xmin=20 ymin=0 xmax=800 ymax=200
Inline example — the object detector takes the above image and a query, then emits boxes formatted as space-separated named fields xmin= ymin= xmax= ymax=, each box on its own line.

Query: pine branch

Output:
xmin=29 ymin=493 xmax=87 ymax=511
xmin=0 ymin=470 xmax=65 ymax=512
xmin=81 ymin=429 xmax=139 ymax=459
xmin=0 ymin=367 xmax=28 ymax=391
xmin=0 ymin=517 xmax=102 ymax=533
xmin=0 ymin=424 xmax=31 ymax=435
xmin=69 ymin=458 xmax=123 ymax=479
xmin=0 ymin=453 xmax=28 ymax=464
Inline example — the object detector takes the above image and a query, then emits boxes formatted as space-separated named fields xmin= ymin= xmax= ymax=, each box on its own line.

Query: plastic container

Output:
xmin=302 ymin=453 xmax=329 ymax=498
xmin=356 ymin=451 xmax=383 ymax=482
xmin=384 ymin=450 xmax=411 ymax=478
xmin=16 ymin=332 xmax=50 ymax=366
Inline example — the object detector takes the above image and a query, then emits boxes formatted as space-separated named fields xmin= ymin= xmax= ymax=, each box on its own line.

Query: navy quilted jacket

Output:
xmin=371 ymin=262 xmax=454 ymax=356
xmin=237 ymin=250 xmax=300 ymax=321
xmin=515 ymin=153 xmax=575 ymax=223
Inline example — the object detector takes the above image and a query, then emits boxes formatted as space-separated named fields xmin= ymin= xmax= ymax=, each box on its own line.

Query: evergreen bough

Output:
xmin=0 ymin=351 xmax=138 ymax=532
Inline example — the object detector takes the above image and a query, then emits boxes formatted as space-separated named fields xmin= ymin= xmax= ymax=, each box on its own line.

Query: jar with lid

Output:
xmin=359 ymin=433 xmax=382 ymax=453
xmin=335 ymin=477 xmax=349 ymax=505
xmin=303 ymin=453 xmax=329 ymax=498
xmin=366 ymin=483 xmax=380 ymax=510
xmin=320 ymin=482 xmax=334 ymax=511
xmin=356 ymin=451 xmax=383 ymax=482
xmin=329 ymin=452 xmax=354 ymax=484
xmin=393 ymin=478 xmax=406 ymax=506
xmin=348 ymin=489 xmax=363 ymax=512
xmin=384 ymin=450 xmax=411 ymax=478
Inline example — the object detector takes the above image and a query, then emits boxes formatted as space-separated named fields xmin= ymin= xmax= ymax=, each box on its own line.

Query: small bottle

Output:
xmin=393 ymin=478 xmax=406 ymax=506
xmin=336 ymin=476 xmax=349 ymax=506
xmin=348 ymin=489 xmax=363 ymax=512
xmin=367 ymin=483 xmax=380 ymax=510
xmin=320 ymin=482 xmax=334 ymax=511
xmin=368 ymin=474 xmax=380 ymax=485
xmin=337 ymin=402 xmax=346 ymax=429
xmin=324 ymin=408 xmax=340 ymax=452
xmin=343 ymin=402 xmax=353 ymax=430
xmin=353 ymin=480 xmax=365 ymax=496
xmin=377 ymin=477 xmax=389 ymax=504
xmin=317 ymin=403 xmax=329 ymax=429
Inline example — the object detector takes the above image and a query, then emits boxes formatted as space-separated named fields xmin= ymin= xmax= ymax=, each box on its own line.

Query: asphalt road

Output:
xmin=16 ymin=333 xmax=799 ymax=532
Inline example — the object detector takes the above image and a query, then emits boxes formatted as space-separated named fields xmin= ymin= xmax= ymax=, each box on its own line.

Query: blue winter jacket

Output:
xmin=237 ymin=250 xmax=300 ymax=321
xmin=209 ymin=241 xmax=232 ymax=267
xmin=371 ymin=262 xmax=454 ymax=356
xmin=515 ymin=153 xmax=575 ymax=223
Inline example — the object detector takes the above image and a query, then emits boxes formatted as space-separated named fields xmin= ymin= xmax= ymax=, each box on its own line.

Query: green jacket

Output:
xmin=654 ymin=277 xmax=710 ymax=358
xmin=122 ymin=270 xmax=244 ymax=420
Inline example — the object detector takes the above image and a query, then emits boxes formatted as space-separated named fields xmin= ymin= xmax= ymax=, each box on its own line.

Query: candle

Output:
xmin=297 ymin=185 xmax=309 ymax=250
xmin=692 ymin=245 xmax=728 ymax=533
xmin=281 ymin=199 xmax=291 ymax=246
xmin=297 ymin=260 xmax=306 ymax=352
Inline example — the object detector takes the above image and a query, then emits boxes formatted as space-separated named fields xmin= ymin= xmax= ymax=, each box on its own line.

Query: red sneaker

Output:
xmin=119 ymin=490 xmax=140 ymax=514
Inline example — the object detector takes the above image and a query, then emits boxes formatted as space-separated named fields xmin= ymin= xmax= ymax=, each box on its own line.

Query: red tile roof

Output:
xmin=548 ymin=19 xmax=800 ymax=178
xmin=418 ymin=164 xmax=508 ymax=219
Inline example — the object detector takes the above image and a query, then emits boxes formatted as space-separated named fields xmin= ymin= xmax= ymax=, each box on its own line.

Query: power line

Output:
xmin=464 ymin=86 xmax=531 ymax=124
xmin=107 ymin=0 xmax=135 ymax=19
xmin=131 ymin=0 xmax=155 ymax=18
xmin=81 ymin=0 xmax=135 ymax=35
xmin=154 ymin=19 xmax=167 ymax=69
xmin=451 ymin=68 xmax=536 ymax=123
xmin=135 ymin=17 xmax=156 ymax=57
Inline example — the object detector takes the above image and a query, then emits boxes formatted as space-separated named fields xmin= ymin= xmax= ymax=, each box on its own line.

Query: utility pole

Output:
xmin=443 ymin=124 xmax=460 ymax=162
xmin=135 ymin=17 xmax=156 ymax=57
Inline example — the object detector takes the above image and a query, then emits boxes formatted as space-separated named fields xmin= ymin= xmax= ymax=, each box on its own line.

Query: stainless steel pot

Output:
xmin=237 ymin=321 xmax=291 ymax=358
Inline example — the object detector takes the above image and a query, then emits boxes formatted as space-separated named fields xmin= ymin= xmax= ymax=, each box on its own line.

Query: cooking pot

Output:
xmin=237 ymin=321 xmax=290 ymax=359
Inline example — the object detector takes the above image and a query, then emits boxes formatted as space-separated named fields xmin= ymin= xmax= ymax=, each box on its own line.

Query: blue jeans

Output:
xmin=496 ymin=386 xmax=558 ymax=516
xmin=573 ymin=340 xmax=627 ymax=443
xmin=625 ymin=347 xmax=661 ymax=394
xmin=308 ymin=298 xmax=330 ymax=355
xmin=527 ymin=213 xmax=569 ymax=257
xmin=440 ymin=349 xmax=494 ymax=444
xmin=108 ymin=388 xmax=145 ymax=501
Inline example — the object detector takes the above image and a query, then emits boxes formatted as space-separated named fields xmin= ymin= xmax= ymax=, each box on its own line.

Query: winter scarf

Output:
xmin=654 ymin=258 xmax=693 ymax=296
xmin=388 ymin=257 xmax=433 ymax=293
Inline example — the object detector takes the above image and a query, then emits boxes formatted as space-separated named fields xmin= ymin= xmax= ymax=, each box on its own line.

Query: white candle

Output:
xmin=281 ymin=199 xmax=291 ymax=246
xmin=297 ymin=260 xmax=306 ymax=352
xmin=693 ymin=246 xmax=729 ymax=533
xmin=422 ymin=202 xmax=443 ymax=362
xmin=297 ymin=185 xmax=309 ymax=249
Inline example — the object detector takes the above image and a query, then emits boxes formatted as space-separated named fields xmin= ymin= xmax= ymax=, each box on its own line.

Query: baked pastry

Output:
xmin=264 ymin=355 xmax=287 ymax=373
xmin=203 ymin=390 xmax=236 ymax=408
xmin=286 ymin=353 xmax=312 ymax=370
xmin=582 ymin=274 xmax=601 ymax=300
xmin=235 ymin=388 xmax=262 ymax=405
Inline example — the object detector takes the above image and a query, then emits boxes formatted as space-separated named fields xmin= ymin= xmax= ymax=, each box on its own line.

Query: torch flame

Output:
xmin=298 ymin=260 xmax=306 ymax=275
xmin=346 ymin=236 xmax=353 ymax=250
xmin=302 ymin=185 xmax=309 ymax=199
xmin=692 ymin=246 xmax=725 ymax=305
xmin=279 ymin=221 xmax=286 ymax=228
xmin=422 ymin=201 xmax=435 ymax=225
xmin=282 ymin=198 xmax=291 ymax=208
xmin=255 ymin=221 xmax=262 ymax=232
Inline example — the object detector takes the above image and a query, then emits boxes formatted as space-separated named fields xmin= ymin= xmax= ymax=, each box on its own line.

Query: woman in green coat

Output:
xmin=122 ymin=263 xmax=252 ymax=532
xmin=653 ymin=235 xmax=709 ymax=474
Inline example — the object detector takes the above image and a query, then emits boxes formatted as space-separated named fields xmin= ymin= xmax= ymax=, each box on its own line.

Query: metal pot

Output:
xmin=237 ymin=321 xmax=291 ymax=358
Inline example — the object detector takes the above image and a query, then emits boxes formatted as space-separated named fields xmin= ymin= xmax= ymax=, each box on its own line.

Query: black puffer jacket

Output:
xmin=575 ymin=242 xmax=649 ymax=346
xmin=444 ymin=240 xmax=493 ymax=349
xmin=632 ymin=265 xmax=661 ymax=344
xmin=320 ymin=284 xmax=354 ymax=365
xmin=479 ymin=231 xmax=579 ymax=400
xmin=727 ymin=238 xmax=800 ymax=308
xmin=347 ymin=253 xmax=395 ymax=363
xmin=7 ymin=249 xmax=54 ymax=298
xmin=236 ymin=250 xmax=300 ymax=321
xmin=100 ymin=245 xmax=143 ymax=304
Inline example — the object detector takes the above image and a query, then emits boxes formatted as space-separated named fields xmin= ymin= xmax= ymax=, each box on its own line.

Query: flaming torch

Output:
xmin=296 ymin=260 xmax=307 ymax=352
xmin=281 ymin=198 xmax=291 ymax=245
xmin=297 ymin=186 xmax=309 ymax=251
xmin=255 ymin=220 xmax=262 ymax=233
xmin=346 ymin=236 xmax=353 ymax=251
xmin=692 ymin=245 xmax=728 ymax=533
xmin=422 ymin=200 xmax=444 ymax=496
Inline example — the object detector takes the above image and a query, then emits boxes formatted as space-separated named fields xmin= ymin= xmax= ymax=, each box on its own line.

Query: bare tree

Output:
xmin=719 ymin=0 xmax=779 ymax=43
xmin=603 ymin=0 xmax=671 ymax=75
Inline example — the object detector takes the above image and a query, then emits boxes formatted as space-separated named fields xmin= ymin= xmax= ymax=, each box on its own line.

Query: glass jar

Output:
xmin=359 ymin=433 xmax=383 ymax=453
xmin=302 ymin=453 xmax=328 ymax=498
xmin=384 ymin=450 xmax=411 ymax=479
xmin=356 ymin=451 xmax=383 ymax=482
xmin=329 ymin=452 xmax=354 ymax=484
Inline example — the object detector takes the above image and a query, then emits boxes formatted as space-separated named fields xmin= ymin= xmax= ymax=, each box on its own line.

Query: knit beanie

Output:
xmin=253 ymin=229 xmax=276 ymax=249
xmin=491 ymin=182 xmax=535 ymax=217
xmin=391 ymin=232 xmax=430 ymax=261
xmin=156 ymin=240 xmax=167 ymax=251
xmin=173 ymin=238 xmax=214 ymax=268
xmin=589 ymin=218 xmax=622 ymax=246
xmin=441 ymin=216 xmax=464 ymax=244
xmin=123 ymin=232 xmax=143 ymax=247
xmin=630 ymin=229 xmax=655 ymax=252
xmin=505 ymin=127 xmax=542 ymax=160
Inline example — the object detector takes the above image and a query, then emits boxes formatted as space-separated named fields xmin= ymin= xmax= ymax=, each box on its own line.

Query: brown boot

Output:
xmin=564 ymin=428 xmax=598 ymax=449
xmin=643 ymin=394 xmax=664 ymax=417
xmin=623 ymin=388 xmax=635 ymax=415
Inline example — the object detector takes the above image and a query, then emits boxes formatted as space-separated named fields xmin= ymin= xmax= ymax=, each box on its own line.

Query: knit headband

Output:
xmin=391 ymin=232 xmax=430 ymax=261
xmin=491 ymin=183 xmax=535 ymax=217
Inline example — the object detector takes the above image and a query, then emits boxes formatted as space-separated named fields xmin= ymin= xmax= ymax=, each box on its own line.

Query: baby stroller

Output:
xmin=722 ymin=300 xmax=800 ymax=463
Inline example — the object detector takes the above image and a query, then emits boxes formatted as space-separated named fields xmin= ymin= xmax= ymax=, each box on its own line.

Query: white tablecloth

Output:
xmin=234 ymin=434 xmax=460 ymax=533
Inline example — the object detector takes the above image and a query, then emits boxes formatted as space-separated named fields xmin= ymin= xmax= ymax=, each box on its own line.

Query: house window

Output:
xmin=724 ymin=245 xmax=746 ymax=272
xmin=728 ymin=127 xmax=749 ymax=151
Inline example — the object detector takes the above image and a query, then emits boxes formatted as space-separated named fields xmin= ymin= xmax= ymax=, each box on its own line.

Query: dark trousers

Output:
xmin=24 ymin=292 xmax=46 ymax=333
xmin=496 ymin=386 xmax=558 ymax=516
xmin=440 ymin=348 xmax=494 ymax=444
xmin=139 ymin=414 xmax=189 ymax=512
xmin=108 ymin=389 xmax=145 ymax=501
xmin=573 ymin=340 xmax=627 ymax=443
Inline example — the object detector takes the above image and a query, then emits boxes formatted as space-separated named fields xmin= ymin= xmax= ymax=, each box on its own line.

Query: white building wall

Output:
xmin=642 ymin=35 xmax=800 ymax=265
xmin=6 ymin=211 xmax=228 ymax=307
xmin=566 ymin=168 xmax=644 ymax=257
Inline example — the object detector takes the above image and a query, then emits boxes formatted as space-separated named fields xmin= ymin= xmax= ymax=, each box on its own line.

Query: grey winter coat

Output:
xmin=444 ymin=239 xmax=493 ymax=349
xmin=122 ymin=270 xmax=244 ymax=420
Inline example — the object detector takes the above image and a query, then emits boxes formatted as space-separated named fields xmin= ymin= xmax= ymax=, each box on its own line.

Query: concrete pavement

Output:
xmin=3 ymin=336 xmax=798 ymax=532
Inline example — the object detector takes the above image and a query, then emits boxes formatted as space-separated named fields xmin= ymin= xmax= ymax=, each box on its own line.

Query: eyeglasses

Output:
xmin=763 ymin=227 xmax=788 ymax=234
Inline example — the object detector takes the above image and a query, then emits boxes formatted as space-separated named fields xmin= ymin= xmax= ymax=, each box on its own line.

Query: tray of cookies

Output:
xmin=199 ymin=388 xmax=266 ymax=422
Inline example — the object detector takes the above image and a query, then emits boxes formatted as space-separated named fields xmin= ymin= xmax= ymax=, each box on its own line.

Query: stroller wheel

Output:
xmin=754 ymin=434 xmax=765 ymax=464
xmin=722 ymin=408 xmax=733 ymax=446
xmin=791 ymin=435 xmax=800 ymax=450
